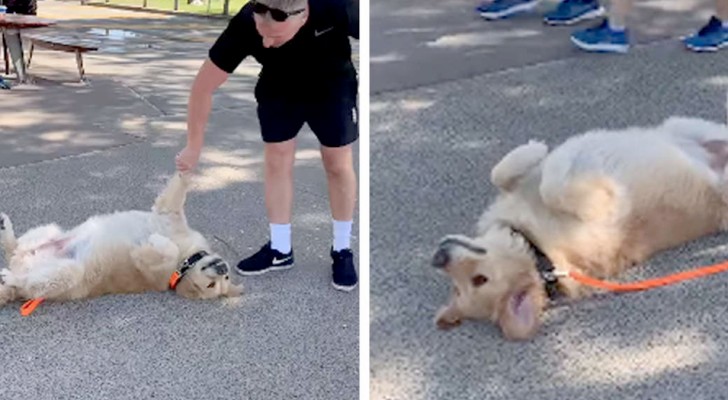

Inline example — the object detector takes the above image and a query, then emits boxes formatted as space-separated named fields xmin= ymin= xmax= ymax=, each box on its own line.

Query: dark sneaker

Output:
xmin=683 ymin=16 xmax=728 ymax=52
xmin=571 ymin=19 xmax=629 ymax=53
xmin=477 ymin=0 xmax=539 ymax=20
xmin=543 ymin=0 xmax=604 ymax=26
xmin=331 ymin=248 xmax=358 ymax=292
xmin=236 ymin=241 xmax=294 ymax=276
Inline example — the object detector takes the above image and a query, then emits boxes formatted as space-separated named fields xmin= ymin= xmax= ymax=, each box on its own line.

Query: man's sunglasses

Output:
xmin=252 ymin=1 xmax=305 ymax=22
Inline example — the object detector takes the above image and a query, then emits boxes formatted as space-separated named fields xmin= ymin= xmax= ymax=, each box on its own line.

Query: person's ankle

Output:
xmin=608 ymin=20 xmax=626 ymax=32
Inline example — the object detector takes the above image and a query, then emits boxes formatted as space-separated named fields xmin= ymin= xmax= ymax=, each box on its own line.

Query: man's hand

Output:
xmin=175 ymin=145 xmax=202 ymax=173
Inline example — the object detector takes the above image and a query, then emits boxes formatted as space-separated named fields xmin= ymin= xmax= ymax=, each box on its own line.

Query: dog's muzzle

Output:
xmin=204 ymin=258 xmax=229 ymax=276
xmin=432 ymin=236 xmax=487 ymax=269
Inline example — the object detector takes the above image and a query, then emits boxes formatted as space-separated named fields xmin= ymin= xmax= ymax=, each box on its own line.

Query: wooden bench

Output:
xmin=24 ymin=34 xmax=98 ymax=81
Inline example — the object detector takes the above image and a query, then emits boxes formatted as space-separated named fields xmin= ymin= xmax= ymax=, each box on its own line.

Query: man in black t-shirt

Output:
xmin=176 ymin=0 xmax=358 ymax=292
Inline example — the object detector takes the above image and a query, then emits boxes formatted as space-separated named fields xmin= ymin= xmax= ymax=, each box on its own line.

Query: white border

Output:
xmin=358 ymin=0 xmax=370 ymax=397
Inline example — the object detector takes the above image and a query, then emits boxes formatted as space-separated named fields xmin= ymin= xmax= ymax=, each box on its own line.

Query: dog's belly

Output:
xmin=65 ymin=210 xmax=172 ymax=261
xmin=624 ymin=201 xmax=723 ymax=258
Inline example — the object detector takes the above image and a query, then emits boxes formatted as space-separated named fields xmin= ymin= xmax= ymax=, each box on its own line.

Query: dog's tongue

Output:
xmin=509 ymin=290 xmax=534 ymax=327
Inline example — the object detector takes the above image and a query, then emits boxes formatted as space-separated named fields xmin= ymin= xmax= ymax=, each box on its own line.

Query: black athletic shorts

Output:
xmin=255 ymin=80 xmax=359 ymax=148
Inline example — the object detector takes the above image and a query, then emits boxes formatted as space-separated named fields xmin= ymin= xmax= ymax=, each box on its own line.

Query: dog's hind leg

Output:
xmin=0 ymin=213 xmax=17 ymax=258
xmin=152 ymin=172 xmax=191 ymax=216
xmin=540 ymin=168 xmax=625 ymax=224
xmin=491 ymin=141 xmax=549 ymax=192
xmin=1 ymin=259 xmax=85 ymax=300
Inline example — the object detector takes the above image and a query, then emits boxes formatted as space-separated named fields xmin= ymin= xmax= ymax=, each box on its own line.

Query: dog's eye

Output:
xmin=225 ymin=276 xmax=229 ymax=280
xmin=471 ymin=275 xmax=488 ymax=287
xmin=207 ymin=282 xmax=216 ymax=289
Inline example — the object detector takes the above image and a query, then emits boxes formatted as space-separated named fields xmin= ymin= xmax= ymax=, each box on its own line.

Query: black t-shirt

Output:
xmin=209 ymin=0 xmax=358 ymax=100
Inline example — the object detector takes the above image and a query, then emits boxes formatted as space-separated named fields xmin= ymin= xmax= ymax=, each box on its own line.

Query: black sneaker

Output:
xmin=331 ymin=248 xmax=358 ymax=291
xmin=236 ymin=241 xmax=294 ymax=276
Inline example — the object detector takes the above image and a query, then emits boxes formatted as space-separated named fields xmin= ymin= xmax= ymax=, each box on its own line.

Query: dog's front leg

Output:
xmin=0 ymin=213 xmax=17 ymax=259
xmin=152 ymin=173 xmax=191 ymax=216
xmin=131 ymin=234 xmax=180 ymax=287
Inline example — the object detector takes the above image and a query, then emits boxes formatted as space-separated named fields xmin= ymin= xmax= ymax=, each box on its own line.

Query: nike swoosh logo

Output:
xmin=272 ymin=256 xmax=292 ymax=265
xmin=315 ymin=27 xmax=334 ymax=37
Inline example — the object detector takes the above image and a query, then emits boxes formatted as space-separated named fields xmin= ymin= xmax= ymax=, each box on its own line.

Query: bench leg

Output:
xmin=2 ymin=35 xmax=8 ymax=76
xmin=75 ymin=50 xmax=85 ymax=82
xmin=4 ymin=30 xmax=28 ymax=84
xmin=26 ymin=43 xmax=34 ymax=69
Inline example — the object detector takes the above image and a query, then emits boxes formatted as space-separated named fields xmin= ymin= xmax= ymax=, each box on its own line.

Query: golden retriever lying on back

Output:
xmin=0 ymin=173 xmax=242 ymax=309
xmin=433 ymin=116 xmax=728 ymax=340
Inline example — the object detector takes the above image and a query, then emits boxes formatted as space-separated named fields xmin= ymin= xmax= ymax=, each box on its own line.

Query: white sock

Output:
xmin=332 ymin=220 xmax=352 ymax=252
xmin=608 ymin=20 xmax=626 ymax=32
xmin=270 ymin=223 xmax=291 ymax=254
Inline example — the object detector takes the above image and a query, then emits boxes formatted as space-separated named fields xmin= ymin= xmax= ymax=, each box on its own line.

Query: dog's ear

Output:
xmin=225 ymin=283 xmax=243 ymax=298
xmin=434 ymin=301 xmax=463 ymax=330
xmin=490 ymin=141 xmax=548 ymax=192
xmin=497 ymin=286 xmax=542 ymax=340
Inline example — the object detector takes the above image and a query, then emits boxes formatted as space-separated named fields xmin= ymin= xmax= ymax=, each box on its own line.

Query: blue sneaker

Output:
xmin=571 ymin=19 xmax=629 ymax=53
xmin=683 ymin=16 xmax=728 ymax=52
xmin=544 ymin=0 xmax=605 ymax=26
xmin=477 ymin=0 xmax=540 ymax=20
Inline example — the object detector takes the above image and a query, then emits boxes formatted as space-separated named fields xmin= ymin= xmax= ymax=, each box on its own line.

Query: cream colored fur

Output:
xmin=434 ymin=116 xmax=728 ymax=340
xmin=0 ymin=173 xmax=243 ymax=308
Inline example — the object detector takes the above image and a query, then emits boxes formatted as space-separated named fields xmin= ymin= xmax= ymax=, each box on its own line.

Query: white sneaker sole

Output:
xmin=570 ymin=35 xmax=629 ymax=53
xmin=544 ymin=6 xmax=605 ymax=26
xmin=685 ymin=40 xmax=728 ymax=52
xmin=236 ymin=263 xmax=294 ymax=276
xmin=332 ymin=281 xmax=358 ymax=292
xmin=480 ymin=1 xmax=539 ymax=20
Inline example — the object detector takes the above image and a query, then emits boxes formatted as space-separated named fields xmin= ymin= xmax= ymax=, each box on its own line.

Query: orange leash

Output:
xmin=20 ymin=298 xmax=44 ymax=316
xmin=567 ymin=260 xmax=728 ymax=292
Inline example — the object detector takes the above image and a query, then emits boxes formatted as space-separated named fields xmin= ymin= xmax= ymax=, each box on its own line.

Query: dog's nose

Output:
xmin=432 ymin=246 xmax=450 ymax=269
xmin=214 ymin=263 xmax=229 ymax=275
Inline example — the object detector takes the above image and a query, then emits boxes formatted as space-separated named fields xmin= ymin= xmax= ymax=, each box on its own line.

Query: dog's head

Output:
xmin=432 ymin=227 xmax=546 ymax=340
xmin=172 ymin=251 xmax=243 ymax=300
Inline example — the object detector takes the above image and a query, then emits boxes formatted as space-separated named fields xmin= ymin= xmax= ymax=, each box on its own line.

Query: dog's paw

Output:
xmin=177 ymin=171 xmax=193 ymax=186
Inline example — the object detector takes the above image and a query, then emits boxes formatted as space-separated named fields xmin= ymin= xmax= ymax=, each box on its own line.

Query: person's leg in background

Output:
xmin=570 ymin=0 xmax=631 ymax=53
xmin=683 ymin=0 xmax=728 ymax=52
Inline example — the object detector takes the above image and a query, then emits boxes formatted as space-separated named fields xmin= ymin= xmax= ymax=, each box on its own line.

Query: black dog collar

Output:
xmin=169 ymin=250 xmax=209 ymax=290
xmin=508 ymin=227 xmax=561 ymax=300
xmin=179 ymin=250 xmax=209 ymax=276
